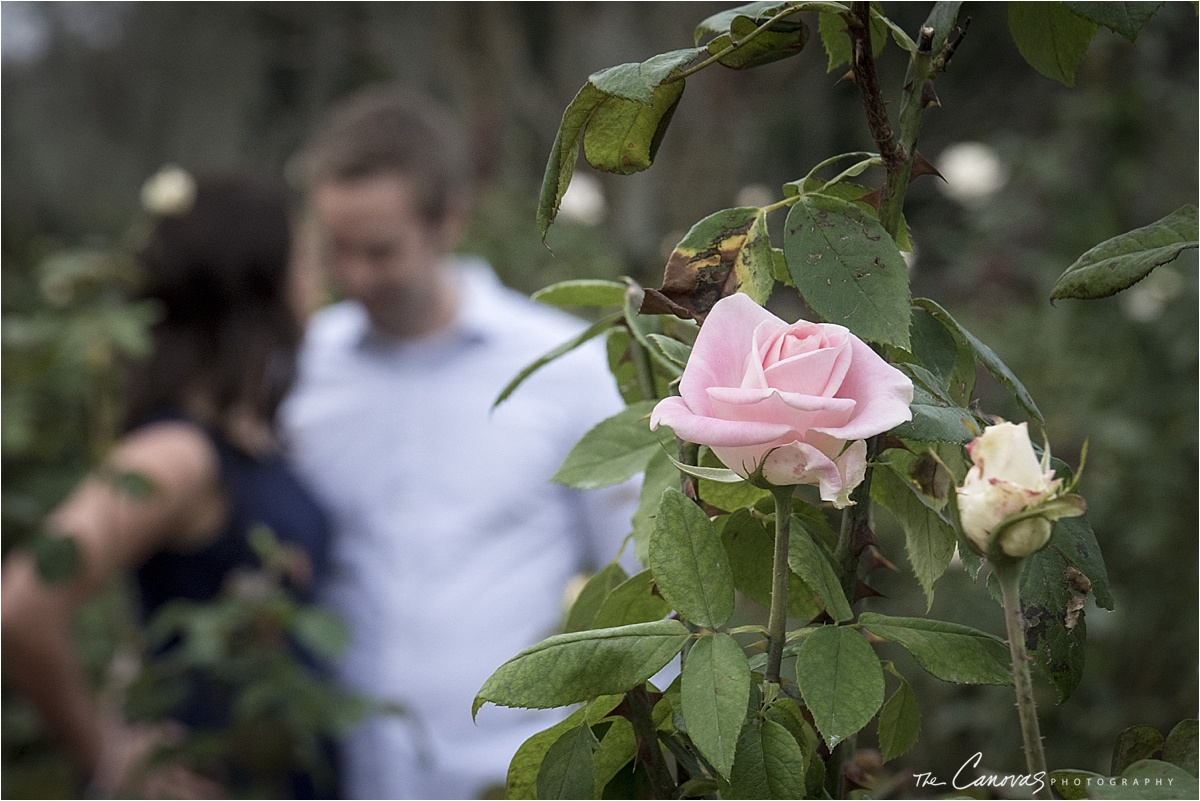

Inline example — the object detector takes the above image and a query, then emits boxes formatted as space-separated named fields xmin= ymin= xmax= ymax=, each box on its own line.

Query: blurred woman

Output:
xmin=1 ymin=169 xmax=332 ymax=797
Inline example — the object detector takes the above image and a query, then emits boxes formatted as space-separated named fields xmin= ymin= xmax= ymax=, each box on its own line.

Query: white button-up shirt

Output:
xmin=282 ymin=259 xmax=638 ymax=799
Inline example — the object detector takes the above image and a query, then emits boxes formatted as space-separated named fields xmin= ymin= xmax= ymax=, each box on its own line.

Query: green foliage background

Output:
xmin=3 ymin=2 xmax=1196 ymax=795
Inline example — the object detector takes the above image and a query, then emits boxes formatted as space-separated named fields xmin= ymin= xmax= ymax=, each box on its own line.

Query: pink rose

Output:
xmin=650 ymin=293 xmax=914 ymax=506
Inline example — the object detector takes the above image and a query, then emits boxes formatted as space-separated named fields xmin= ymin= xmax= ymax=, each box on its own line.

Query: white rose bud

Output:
xmin=958 ymin=421 xmax=1086 ymax=559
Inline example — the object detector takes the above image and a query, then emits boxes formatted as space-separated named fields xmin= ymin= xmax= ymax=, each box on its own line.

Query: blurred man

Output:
xmin=282 ymin=87 xmax=637 ymax=800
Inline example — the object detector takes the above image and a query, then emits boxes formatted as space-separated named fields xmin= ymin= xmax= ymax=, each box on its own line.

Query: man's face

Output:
xmin=313 ymin=174 xmax=452 ymax=334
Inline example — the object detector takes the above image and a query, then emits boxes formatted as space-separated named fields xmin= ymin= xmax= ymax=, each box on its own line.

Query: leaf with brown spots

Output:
xmin=640 ymin=207 xmax=775 ymax=322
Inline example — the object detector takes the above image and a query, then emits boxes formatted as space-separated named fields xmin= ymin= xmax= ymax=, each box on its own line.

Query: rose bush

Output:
xmin=650 ymin=293 xmax=914 ymax=505
xmin=958 ymin=421 xmax=1086 ymax=558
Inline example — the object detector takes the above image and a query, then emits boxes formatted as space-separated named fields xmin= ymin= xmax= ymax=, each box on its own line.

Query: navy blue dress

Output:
xmin=132 ymin=415 xmax=335 ymax=796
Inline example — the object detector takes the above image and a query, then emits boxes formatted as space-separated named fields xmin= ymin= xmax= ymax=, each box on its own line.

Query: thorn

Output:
xmin=865 ymin=545 xmax=899 ymax=573
xmin=854 ymin=581 xmax=886 ymax=602
xmin=839 ymin=68 xmax=856 ymax=84
xmin=911 ymin=151 xmax=946 ymax=182
xmin=851 ymin=520 xmax=878 ymax=554
xmin=860 ymin=187 xmax=883 ymax=211
xmin=920 ymin=80 xmax=941 ymax=109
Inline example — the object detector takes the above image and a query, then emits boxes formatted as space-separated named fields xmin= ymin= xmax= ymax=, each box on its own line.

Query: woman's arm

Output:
xmin=0 ymin=421 xmax=228 ymax=785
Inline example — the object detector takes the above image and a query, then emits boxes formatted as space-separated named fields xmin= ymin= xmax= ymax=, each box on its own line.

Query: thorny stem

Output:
xmin=996 ymin=561 xmax=1051 ymax=799
xmin=766 ymin=487 xmax=793 ymax=684
xmin=626 ymin=685 xmax=675 ymax=799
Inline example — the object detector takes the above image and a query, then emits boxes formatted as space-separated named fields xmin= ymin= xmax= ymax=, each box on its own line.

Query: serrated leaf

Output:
xmin=565 ymin=562 xmax=630 ymax=633
xmin=891 ymin=376 xmax=980 ymax=444
xmin=682 ymin=633 xmax=751 ymax=779
xmin=474 ymin=620 xmax=689 ymax=715
xmin=1063 ymin=2 xmax=1164 ymax=42
xmin=495 ymin=311 xmax=622 ymax=408
xmin=905 ymin=304 xmax=975 ymax=405
xmin=553 ymin=400 xmax=671 ymax=489
xmin=591 ymin=569 xmax=673 ymax=629
xmin=787 ymin=523 xmax=853 ymax=622
xmin=784 ymin=193 xmax=911 ymax=349
xmin=537 ymin=722 xmax=599 ymax=800
xmin=870 ymin=458 xmax=957 ymax=608
xmin=729 ymin=719 xmax=808 ymax=799
xmin=1163 ymin=720 xmax=1199 ymax=777
xmin=533 ymin=279 xmax=629 ymax=308
xmin=721 ymin=509 xmax=821 ymax=620
xmin=913 ymin=298 xmax=1042 ymax=422
xmin=640 ymin=207 xmax=775 ymax=322
xmin=582 ymin=81 xmax=684 ymax=176
xmin=1112 ymin=724 xmax=1165 ymax=775
xmin=858 ymin=613 xmax=1012 ymax=685
xmin=538 ymin=84 xmax=608 ymax=240
xmin=649 ymin=488 xmax=736 ymax=628
xmin=588 ymin=48 xmax=703 ymax=104
xmin=877 ymin=674 xmax=921 ymax=761
xmin=1008 ymin=2 xmax=1099 ymax=86
xmin=818 ymin=3 xmax=887 ymax=72
xmin=794 ymin=626 xmax=885 ymax=748
xmin=1050 ymin=205 xmax=1199 ymax=301
xmin=644 ymin=333 xmax=692 ymax=370
xmin=632 ymin=449 xmax=676 ymax=564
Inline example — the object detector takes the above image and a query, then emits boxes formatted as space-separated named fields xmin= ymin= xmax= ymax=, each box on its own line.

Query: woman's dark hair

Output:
xmin=124 ymin=172 xmax=299 ymax=439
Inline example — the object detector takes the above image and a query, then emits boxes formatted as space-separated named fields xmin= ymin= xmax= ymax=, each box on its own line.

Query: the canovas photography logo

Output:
xmin=913 ymin=752 xmax=1179 ymax=795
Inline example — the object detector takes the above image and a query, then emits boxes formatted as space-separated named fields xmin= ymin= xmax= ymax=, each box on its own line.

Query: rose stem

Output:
xmin=995 ymin=560 xmax=1050 ymax=798
xmin=766 ymin=486 xmax=793 ymax=684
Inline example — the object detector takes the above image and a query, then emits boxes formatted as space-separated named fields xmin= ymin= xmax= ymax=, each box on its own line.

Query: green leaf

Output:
xmin=722 ymin=509 xmax=821 ymax=620
xmin=682 ymin=633 xmax=751 ymax=780
xmin=1007 ymin=2 xmax=1099 ymax=86
xmin=593 ymin=717 xmax=638 ymax=794
xmin=538 ymin=84 xmax=608 ymax=241
xmin=1050 ymin=205 xmax=1199 ymax=301
xmin=495 ymin=311 xmax=622 ymax=408
xmin=795 ymin=626 xmax=884 ymax=748
xmin=565 ymin=562 xmax=630 ymax=633
xmin=818 ymin=4 xmax=887 ymax=72
xmin=905 ymin=304 xmax=975 ymax=406
xmin=858 ymin=613 xmax=1012 ymax=685
xmin=588 ymin=48 xmax=703 ymax=104
xmin=787 ymin=522 xmax=853 ymax=623
xmin=706 ymin=14 xmax=809 ymax=71
xmin=632 ymin=450 xmax=676 ymax=564
xmin=1164 ymin=720 xmax=1199 ymax=777
xmin=729 ymin=719 xmax=808 ymax=799
xmin=592 ymin=569 xmax=674 ymax=629
xmin=877 ymin=673 xmax=921 ymax=761
xmin=1112 ymin=724 xmax=1166 ymax=775
xmin=533 ymin=279 xmax=630 ymax=308
xmin=649 ymin=488 xmax=736 ymax=628
xmin=784 ymin=193 xmax=911 ymax=349
xmin=1094 ymin=760 xmax=1200 ymax=799
xmin=792 ymin=179 xmax=914 ymax=253
xmin=537 ymin=722 xmax=600 ymax=800
xmin=870 ymin=458 xmax=957 ymax=608
xmin=1063 ymin=2 xmax=1164 ymax=42
xmin=697 ymin=448 xmax=772 ymax=511
xmin=644 ymin=333 xmax=692 ymax=370
xmin=582 ymin=80 xmax=684 ymax=176
xmin=695 ymin=2 xmax=848 ymax=42
xmin=913 ymin=298 xmax=1042 ymax=422
xmin=553 ymin=400 xmax=671 ymax=489
xmin=475 ymin=620 xmax=689 ymax=716
xmin=987 ymin=507 xmax=1112 ymax=700
xmin=891 ymin=377 xmax=980 ymax=444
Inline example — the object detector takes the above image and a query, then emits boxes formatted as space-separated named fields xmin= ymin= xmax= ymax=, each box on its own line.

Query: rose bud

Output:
xmin=957 ymin=421 xmax=1086 ymax=559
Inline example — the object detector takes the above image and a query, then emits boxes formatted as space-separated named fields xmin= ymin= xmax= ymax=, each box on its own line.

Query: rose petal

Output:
xmin=760 ymin=441 xmax=845 ymax=497
xmin=968 ymin=422 xmax=1047 ymax=491
xmin=811 ymin=336 xmax=913 ymax=441
xmin=762 ymin=335 xmax=853 ymax=397
xmin=681 ymin=294 xmax=783 ymax=413
xmin=651 ymin=395 xmax=794 ymax=448
xmin=830 ymin=440 xmax=868 ymax=508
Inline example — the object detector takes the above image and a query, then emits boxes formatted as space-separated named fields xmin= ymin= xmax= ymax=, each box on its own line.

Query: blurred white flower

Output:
xmin=1120 ymin=266 xmax=1184 ymax=322
xmin=735 ymin=183 xmax=775 ymax=209
xmin=141 ymin=164 xmax=195 ymax=217
xmin=558 ymin=173 xmax=606 ymax=226
xmin=937 ymin=142 xmax=1007 ymax=203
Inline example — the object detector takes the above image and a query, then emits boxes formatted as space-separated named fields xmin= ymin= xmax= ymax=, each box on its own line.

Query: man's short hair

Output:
xmin=298 ymin=86 xmax=473 ymax=221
